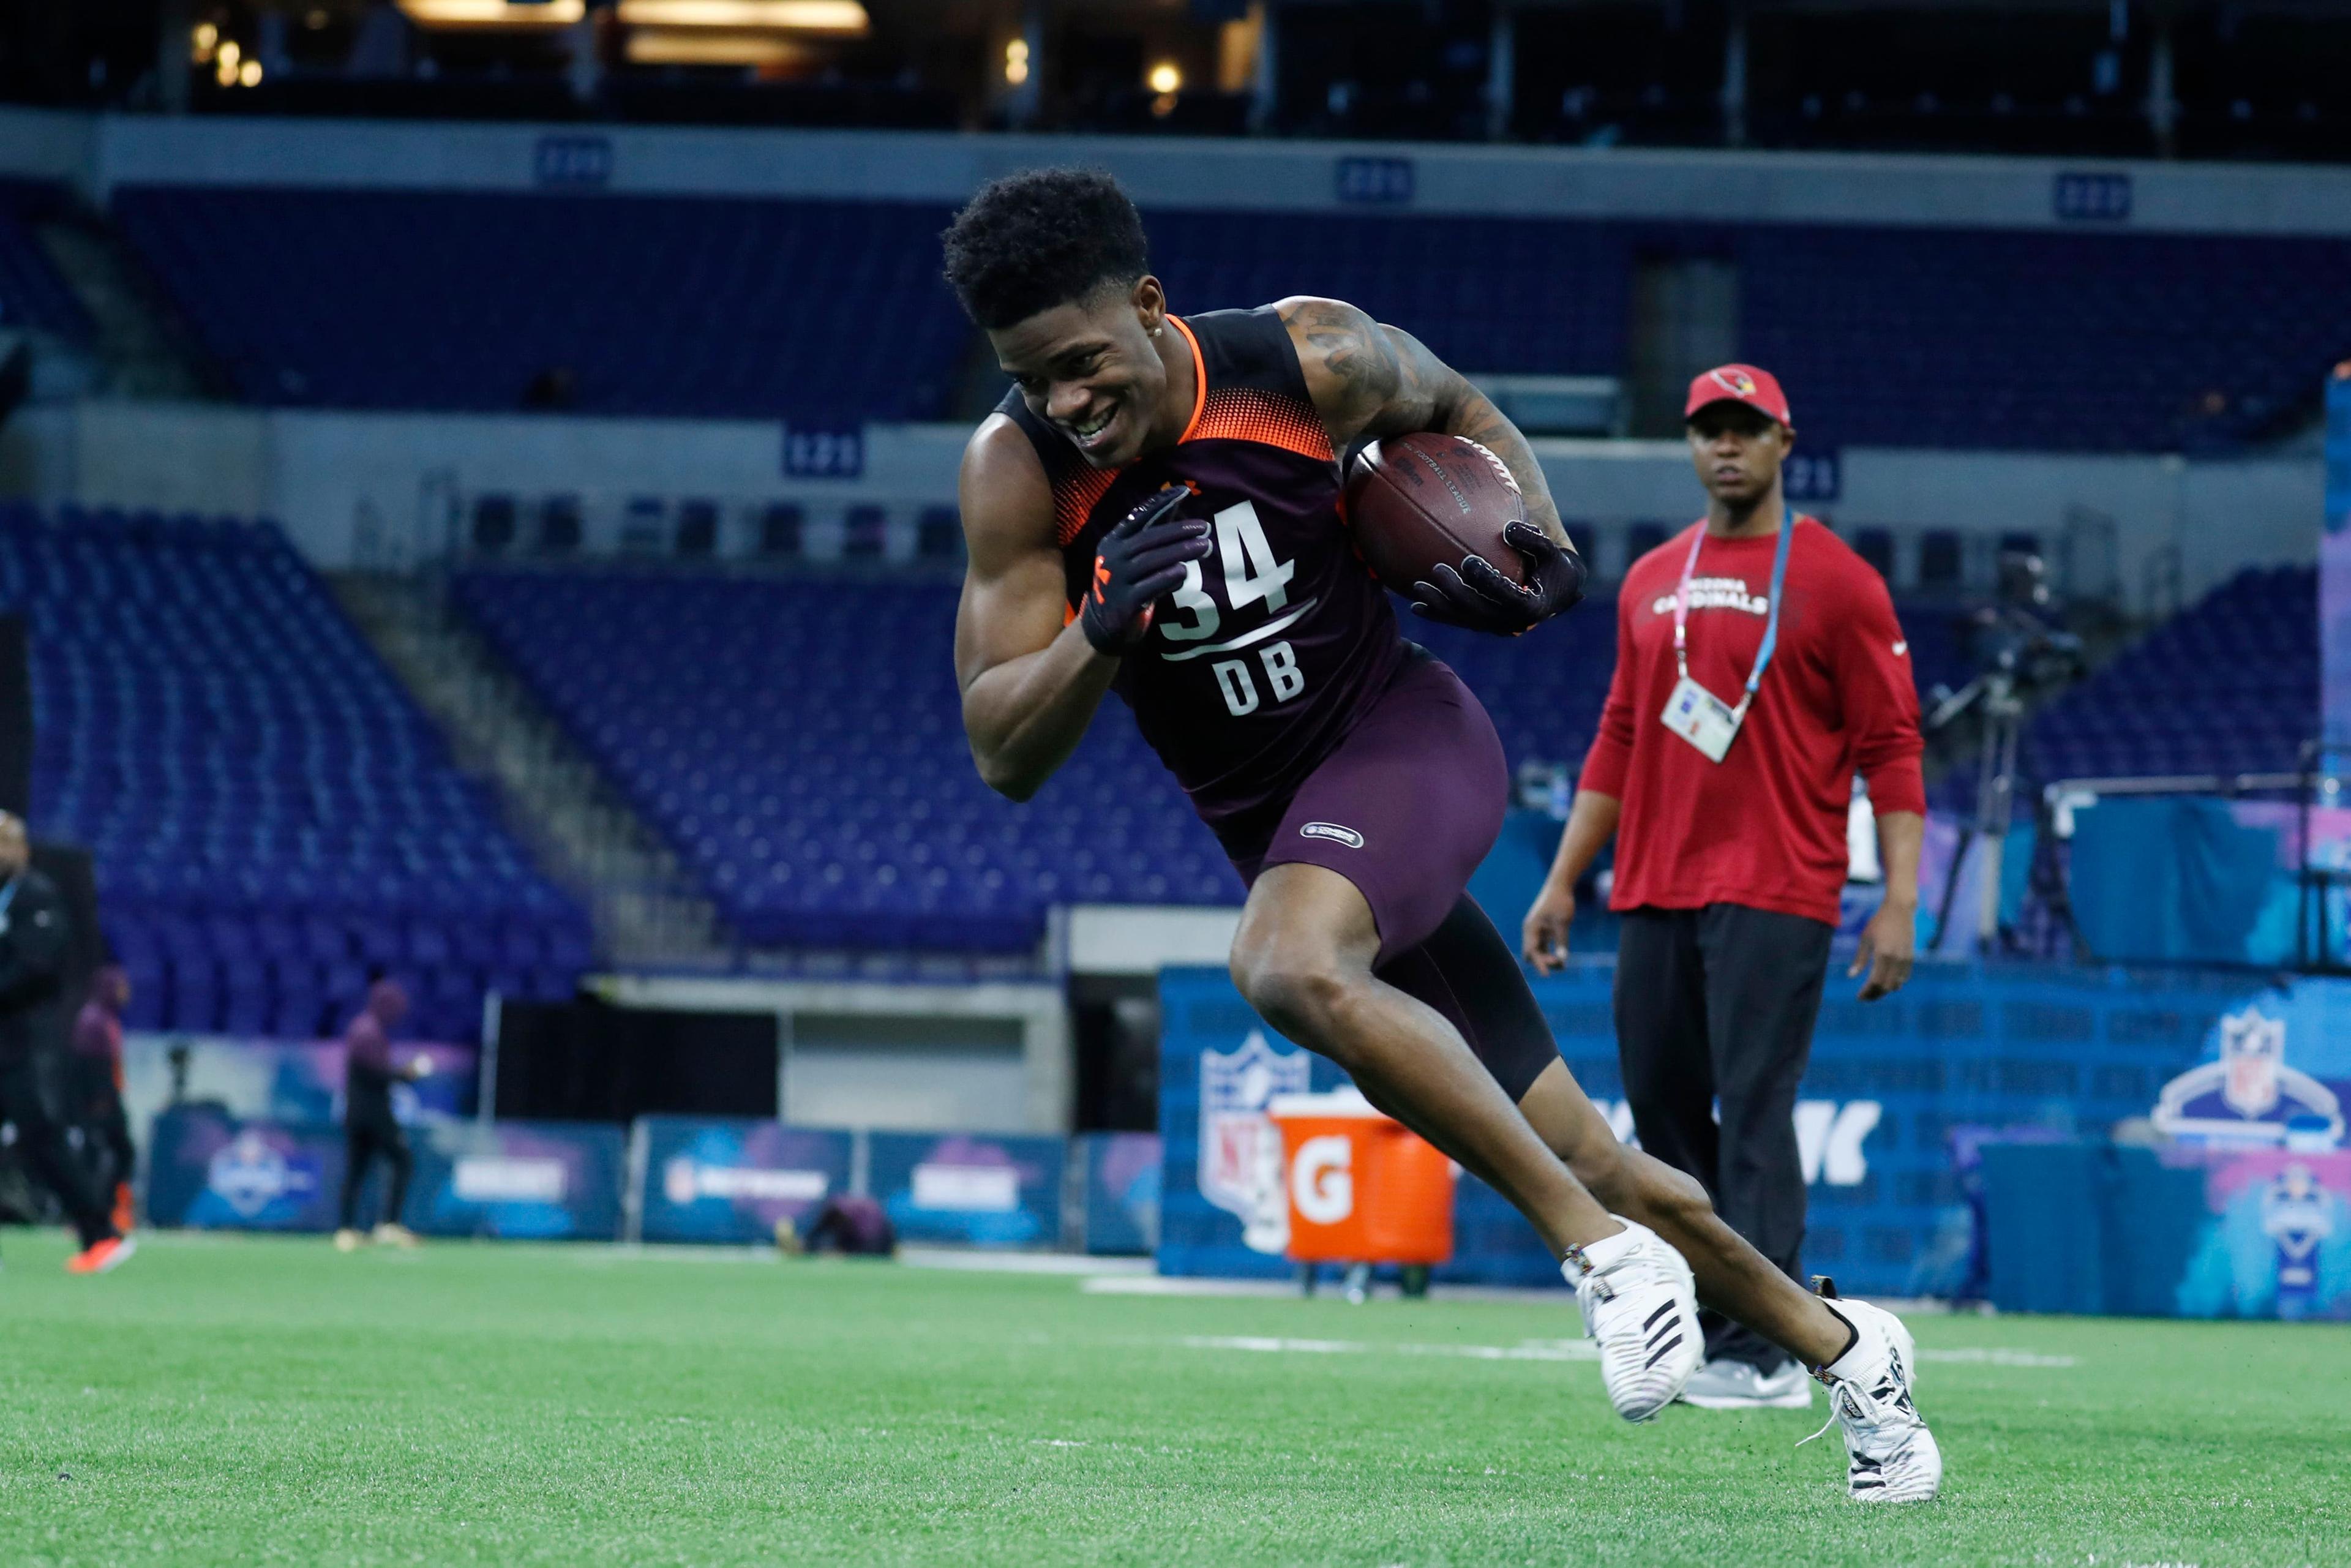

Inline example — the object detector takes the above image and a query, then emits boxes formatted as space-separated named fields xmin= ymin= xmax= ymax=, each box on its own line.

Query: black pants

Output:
xmin=70 ymin=1060 xmax=136 ymax=1200
xmin=339 ymin=1103 xmax=413 ymax=1231
xmin=0 ymin=1048 xmax=117 ymax=1249
xmin=1615 ymin=904 xmax=1833 ymax=1370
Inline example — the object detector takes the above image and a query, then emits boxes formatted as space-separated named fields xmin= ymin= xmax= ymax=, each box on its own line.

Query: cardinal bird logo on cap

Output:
xmin=1713 ymin=369 xmax=1760 ymax=399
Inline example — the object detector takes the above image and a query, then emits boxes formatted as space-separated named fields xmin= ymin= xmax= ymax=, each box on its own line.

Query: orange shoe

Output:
xmin=111 ymin=1183 xmax=135 ymax=1236
xmin=65 ymin=1234 xmax=137 ymax=1275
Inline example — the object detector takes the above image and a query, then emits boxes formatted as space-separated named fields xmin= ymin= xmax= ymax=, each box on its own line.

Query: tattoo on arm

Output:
xmin=1442 ymin=383 xmax=1565 ymax=538
xmin=1280 ymin=297 xmax=1423 ymax=437
xmin=1283 ymin=296 xmax=1565 ymax=540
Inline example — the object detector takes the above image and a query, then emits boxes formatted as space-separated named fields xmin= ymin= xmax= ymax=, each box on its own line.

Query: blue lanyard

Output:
xmin=1671 ymin=505 xmax=1796 ymax=715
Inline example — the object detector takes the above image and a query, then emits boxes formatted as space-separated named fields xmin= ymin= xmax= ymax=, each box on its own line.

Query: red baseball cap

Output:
xmin=1685 ymin=364 xmax=1793 ymax=427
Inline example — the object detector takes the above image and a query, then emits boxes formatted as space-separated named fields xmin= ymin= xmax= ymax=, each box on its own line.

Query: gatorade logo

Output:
xmin=1290 ymin=1135 xmax=1354 ymax=1225
xmin=1300 ymin=822 xmax=1364 ymax=849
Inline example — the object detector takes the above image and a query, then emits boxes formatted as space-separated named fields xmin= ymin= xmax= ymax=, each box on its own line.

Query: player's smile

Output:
xmin=1065 ymin=400 xmax=1121 ymax=455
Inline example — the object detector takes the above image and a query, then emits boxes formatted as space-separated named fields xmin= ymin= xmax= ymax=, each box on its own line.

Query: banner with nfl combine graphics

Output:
xmin=1158 ymin=962 xmax=2351 ymax=1301
xmin=634 ymin=1117 xmax=853 ymax=1245
xmin=145 ymin=1109 xmax=626 ymax=1239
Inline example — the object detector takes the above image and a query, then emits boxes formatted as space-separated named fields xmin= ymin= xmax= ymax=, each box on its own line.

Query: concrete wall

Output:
xmin=7 ymin=105 xmax=2351 ymax=238
xmin=1 ymin=399 xmax=2316 ymax=606
xmin=583 ymin=974 xmax=1071 ymax=1133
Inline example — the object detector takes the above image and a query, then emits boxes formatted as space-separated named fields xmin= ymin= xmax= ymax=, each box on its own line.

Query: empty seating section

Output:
xmin=457 ymin=566 xmax=1970 ymax=950
xmin=104 ymin=186 xmax=2351 ymax=454
xmin=2 ymin=504 xmax=588 ymax=1041
xmin=1741 ymin=227 xmax=2351 ymax=452
xmin=2028 ymin=565 xmax=2316 ymax=784
xmin=0 ymin=203 xmax=88 ymax=342
xmin=110 ymin=187 xmax=970 ymax=419
xmin=454 ymin=571 xmax=1231 ymax=952
xmin=1146 ymin=208 xmax=1630 ymax=377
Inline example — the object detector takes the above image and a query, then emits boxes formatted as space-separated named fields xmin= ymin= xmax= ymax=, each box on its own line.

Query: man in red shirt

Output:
xmin=1523 ymin=363 xmax=1924 ymax=1411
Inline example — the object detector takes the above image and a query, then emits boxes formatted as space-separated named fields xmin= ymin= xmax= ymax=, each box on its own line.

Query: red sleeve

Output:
xmin=1836 ymin=557 xmax=1927 ymax=816
xmin=1578 ymin=585 xmax=1640 ymax=798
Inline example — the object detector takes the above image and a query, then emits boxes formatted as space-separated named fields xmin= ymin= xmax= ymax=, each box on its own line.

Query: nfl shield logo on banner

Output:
xmin=1199 ymin=1030 xmax=1311 ymax=1255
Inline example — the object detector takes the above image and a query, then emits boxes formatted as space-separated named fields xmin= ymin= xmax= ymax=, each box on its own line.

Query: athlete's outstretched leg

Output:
xmin=1382 ymin=894 xmax=1853 ymax=1368
xmin=1232 ymin=864 xmax=1706 ymax=1422
xmin=1519 ymin=1062 xmax=1850 ymax=1367
xmin=1229 ymin=862 xmax=1616 ymax=1255
xmin=1388 ymin=899 xmax=1936 ymax=1493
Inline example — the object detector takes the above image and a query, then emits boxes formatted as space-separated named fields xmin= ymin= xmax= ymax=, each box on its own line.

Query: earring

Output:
xmin=1150 ymin=326 xmax=1163 ymax=337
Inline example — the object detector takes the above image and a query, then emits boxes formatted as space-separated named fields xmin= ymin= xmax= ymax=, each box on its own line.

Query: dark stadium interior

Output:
xmin=10 ymin=0 xmax=2351 ymax=160
xmin=0 ymin=5 xmax=2346 ymax=1548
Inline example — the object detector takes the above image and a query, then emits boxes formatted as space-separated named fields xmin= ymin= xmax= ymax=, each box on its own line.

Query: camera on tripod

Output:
xmin=1921 ymin=551 xmax=2088 ymax=953
xmin=1925 ymin=552 xmax=2087 ymax=735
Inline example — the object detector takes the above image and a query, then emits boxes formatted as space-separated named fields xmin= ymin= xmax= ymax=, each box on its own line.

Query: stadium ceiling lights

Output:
xmin=396 ymin=0 xmax=587 ymax=26
xmin=615 ymin=0 xmax=871 ymax=32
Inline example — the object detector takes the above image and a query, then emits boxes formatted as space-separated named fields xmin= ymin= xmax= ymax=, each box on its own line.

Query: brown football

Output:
xmin=1344 ymin=432 xmax=1530 ymax=599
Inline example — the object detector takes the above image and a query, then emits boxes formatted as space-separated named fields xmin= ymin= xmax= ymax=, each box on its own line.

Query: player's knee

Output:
xmin=1231 ymin=945 xmax=1354 ymax=1051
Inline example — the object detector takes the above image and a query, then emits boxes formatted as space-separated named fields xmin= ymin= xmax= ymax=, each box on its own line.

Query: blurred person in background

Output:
xmin=334 ymin=977 xmax=430 ymax=1251
xmin=70 ymin=962 xmax=138 ymax=1236
xmin=1523 ymin=366 xmax=1922 ymax=1411
xmin=784 ymin=1193 xmax=896 ymax=1257
xmin=0 ymin=812 xmax=133 ymax=1273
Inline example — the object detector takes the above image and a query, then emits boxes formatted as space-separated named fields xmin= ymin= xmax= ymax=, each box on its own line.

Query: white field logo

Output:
xmin=1299 ymin=822 xmax=1364 ymax=849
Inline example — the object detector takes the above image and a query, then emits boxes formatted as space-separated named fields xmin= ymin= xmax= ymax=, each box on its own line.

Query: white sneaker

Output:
xmin=1802 ymin=1297 xmax=1942 ymax=1502
xmin=1562 ymin=1218 xmax=1701 ymax=1424
xmin=1681 ymin=1357 xmax=1815 ymax=1410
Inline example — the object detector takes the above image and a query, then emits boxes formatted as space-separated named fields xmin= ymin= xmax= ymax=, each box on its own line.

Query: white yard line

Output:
xmin=1178 ymin=1334 xmax=2075 ymax=1368
xmin=899 ymin=1247 xmax=1155 ymax=1277
xmin=1913 ymin=1348 xmax=2078 ymax=1367
xmin=1180 ymin=1334 xmax=1599 ymax=1362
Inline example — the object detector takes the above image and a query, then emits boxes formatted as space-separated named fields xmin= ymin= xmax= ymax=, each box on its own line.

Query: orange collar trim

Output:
xmin=1169 ymin=315 xmax=1207 ymax=442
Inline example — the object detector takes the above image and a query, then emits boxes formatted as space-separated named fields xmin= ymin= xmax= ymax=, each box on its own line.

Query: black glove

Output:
xmin=1079 ymin=487 xmax=1212 ymax=655
xmin=1409 ymin=520 xmax=1588 ymax=636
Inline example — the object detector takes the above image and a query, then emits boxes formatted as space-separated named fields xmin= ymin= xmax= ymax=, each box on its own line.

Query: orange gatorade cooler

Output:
xmin=1267 ymin=1089 xmax=1456 ymax=1268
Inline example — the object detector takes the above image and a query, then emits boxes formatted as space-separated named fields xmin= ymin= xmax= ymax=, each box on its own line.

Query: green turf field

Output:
xmin=2 ymin=1230 xmax=2345 ymax=1567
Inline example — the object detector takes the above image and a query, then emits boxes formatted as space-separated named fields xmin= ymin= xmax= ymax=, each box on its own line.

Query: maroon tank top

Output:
xmin=999 ymin=306 xmax=1407 ymax=829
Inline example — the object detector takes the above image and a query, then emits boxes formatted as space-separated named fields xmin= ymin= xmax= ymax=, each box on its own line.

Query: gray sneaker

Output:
xmin=1680 ymin=1357 xmax=1815 ymax=1409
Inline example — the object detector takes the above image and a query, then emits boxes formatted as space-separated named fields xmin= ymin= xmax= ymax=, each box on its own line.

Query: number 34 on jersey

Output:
xmin=1155 ymin=500 xmax=1316 ymax=718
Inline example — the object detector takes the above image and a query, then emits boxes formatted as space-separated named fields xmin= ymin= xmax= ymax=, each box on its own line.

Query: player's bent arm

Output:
xmin=954 ymin=420 xmax=1122 ymax=803
xmin=1277 ymin=295 xmax=1569 ymax=544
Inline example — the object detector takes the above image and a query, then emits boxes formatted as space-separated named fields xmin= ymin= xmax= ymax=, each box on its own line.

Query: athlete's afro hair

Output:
xmin=941 ymin=167 xmax=1150 ymax=331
